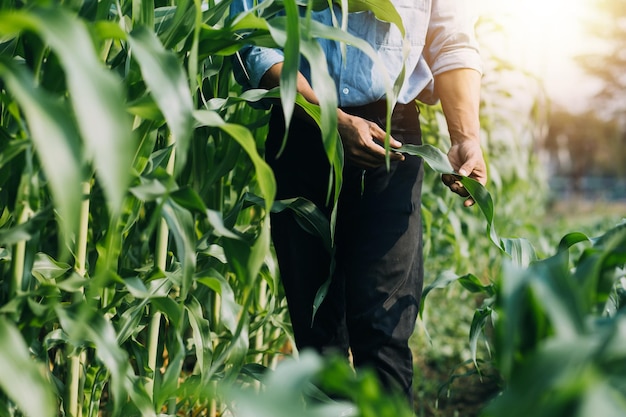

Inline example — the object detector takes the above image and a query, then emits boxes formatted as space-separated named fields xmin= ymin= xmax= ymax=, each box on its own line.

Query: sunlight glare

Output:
xmin=478 ymin=0 xmax=597 ymax=110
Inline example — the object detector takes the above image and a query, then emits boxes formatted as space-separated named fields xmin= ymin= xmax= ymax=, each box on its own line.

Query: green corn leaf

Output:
xmin=154 ymin=331 xmax=185 ymax=410
xmin=161 ymin=199 xmax=197 ymax=303
xmin=310 ymin=0 xmax=405 ymax=37
xmin=270 ymin=197 xmax=332 ymax=253
xmin=31 ymin=252 xmax=71 ymax=281
xmin=185 ymin=296 xmax=213 ymax=384
xmin=0 ymin=60 xmax=83 ymax=241
xmin=529 ymin=258 xmax=585 ymax=339
xmin=343 ymin=0 xmax=405 ymax=37
xmin=56 ymin=304 xmax=132 ymax=417
xmin=312 ymin=276 xmax=333 ymax=326
xmin=469 ymin=307 xmax=493 ymax=368
xmin=574 ymin=222 xmax=626 ymax=312
xmin=399 ymin=143 xmax=537 ymax=266
xmin=277 ymin=0 xmax=300 ymax=156
xmin=221 ymin=219 xmax=271 ymax=288
xmin=458 ymin=273 xmax=495 ymax=295
xmin=297 ymin=36 xmax=343 ymax=204
xmin=170 ymin=187 xmax=239 ymax=239
xmin=150 ymin=296 xmax=184 ymax=330
xmin=0 ymin=318 xmax=56 ymax=417
xmin=129 ymin=26 xmax=195 ymax=176
xmin=0 ymin=137 xmax=28 ymax=167
xmin=419 ymin=269 xmax=464 ymax=317
xmin=558 ymin=231 xmax=591 ymax=252
xmin=21 ymin=8 xmax=135 ymax=215
xmin=398 ymin=143 xmax=454 ymax=173
xmin=193 ymin=110 xmax=276 ymax=211
xmin=134 ymin=0 xmax=155 ymax=28
xmin=197 ymin=269 xmax=242 ymax=337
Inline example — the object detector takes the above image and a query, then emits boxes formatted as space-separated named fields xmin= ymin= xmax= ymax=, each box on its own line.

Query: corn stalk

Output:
xmin=66 ymin=180 xmax=92 ymax=417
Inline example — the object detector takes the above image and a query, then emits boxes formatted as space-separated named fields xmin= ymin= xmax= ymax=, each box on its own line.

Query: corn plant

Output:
xmin=0 ymin=0 xmax=443 ymax=415
xmin=0 ymin=0 xmax=288 ymax=415
xmin=1 ymin=0 xmax=610 ymax=417
xmin=476 ymin=220 xmax=626 ymax=417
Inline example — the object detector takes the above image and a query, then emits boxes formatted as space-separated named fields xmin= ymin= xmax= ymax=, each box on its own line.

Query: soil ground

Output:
xmin=413 ymin=358 xmax=502 ymax=417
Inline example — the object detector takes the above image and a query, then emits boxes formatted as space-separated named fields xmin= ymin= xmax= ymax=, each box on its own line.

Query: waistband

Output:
xmin=341 ymin=99 xmax=419 ymax=119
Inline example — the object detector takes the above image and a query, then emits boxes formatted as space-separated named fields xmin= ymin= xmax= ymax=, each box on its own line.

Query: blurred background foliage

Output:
xmin=0 ymin=0 xmax=624 ymax=417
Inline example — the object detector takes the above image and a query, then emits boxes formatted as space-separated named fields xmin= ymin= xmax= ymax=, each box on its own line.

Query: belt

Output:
xmin=341 ymin=99 xmax=419 ymax=119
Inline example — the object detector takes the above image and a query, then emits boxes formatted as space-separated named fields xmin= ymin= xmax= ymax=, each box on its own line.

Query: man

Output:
xmin=230 ymin=0 xmax=487 ymax=405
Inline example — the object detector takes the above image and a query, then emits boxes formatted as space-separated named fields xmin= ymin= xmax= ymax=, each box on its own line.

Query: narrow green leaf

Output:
xmin=193 ymin=110 xmax=276 ymax=211
xmin=420 ymin=270 xmax=462 ymax=316
xmin=129 ymin=26 xmax=195 ymax=175
xmin=154 ymin=332 xmax=184 ymax=409
xmin=458 ymin=273 xmax=495 ymax=296
xmin=0 ymin=60 xmax=83 ymax=240
xmin=502 ymin=237 xmax=537 ymax=267
xmin=342 ymin=0 xmax=405 ymax=37
xmin=197 ymin=270 xmax=242 ymax=335
xmin=312 ymin=276 xmax=332 ymax=326
xmin=29 ymin=8 xmax=136 ymax=214
xmin=457 ymin=176 xmax=499 ymax=248
xmin=277 ymin=0 xmax=300 ymax=156
xmin=56 ymin=305 xmax=130 ymax=411
xmin=469 ymin=307 xmax=493 ymax=367
xmin=0 ymin=318 xmax=56 ymax=417
xmin=32 ymin=252 xmax=71 ymax=281
xmin=161 ymin=199 xmax=197 ymax=303
xmin=292 ymin=35 xmax=345 ymax=212
xmin=310 ymin=0 xmax=405 ymax=37
xmin=558 ymin=231 xmax=591 ymax=253
xmin=398 ymin=143 xmax=454 ymax=174
xmin=185 ymin=296 xmax=213 ymax=383
xmin=0 ymin=137 xmax=28 ymax=167
xmin=270 ymin=197 xmax=332 ymax=253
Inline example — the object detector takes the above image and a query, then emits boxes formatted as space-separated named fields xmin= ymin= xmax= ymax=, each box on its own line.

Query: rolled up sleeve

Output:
xmin=239 ymin=45 xmax=284 ymax=88
xmin=230 ymin=0 xmax=285 ymax=89
xmin=424 ymin=0 xmax=483 ymax=76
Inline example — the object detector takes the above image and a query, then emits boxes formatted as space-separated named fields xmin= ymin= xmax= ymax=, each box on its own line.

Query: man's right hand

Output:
xmin=337 ymin=110 xmax=405 ymax=169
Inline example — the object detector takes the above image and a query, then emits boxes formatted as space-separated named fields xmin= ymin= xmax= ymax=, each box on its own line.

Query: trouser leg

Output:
xmin=266 ymin=110 xmax=349 ymax=357
xmin=336 ymin=103 xmax=424 ymax=403
xmin=266 ymin=102 xmax=424 ymax=403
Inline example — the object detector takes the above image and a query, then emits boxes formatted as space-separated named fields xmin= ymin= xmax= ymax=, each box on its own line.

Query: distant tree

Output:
xmin=546 ymin=109 xmax=624 ymax=182
xmin=576 ymin=0 xmax=626 ymax=119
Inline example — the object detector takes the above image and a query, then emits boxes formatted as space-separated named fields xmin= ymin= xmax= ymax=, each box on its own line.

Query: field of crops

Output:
xmin=0 ymin=1 xmax=625 ymax=417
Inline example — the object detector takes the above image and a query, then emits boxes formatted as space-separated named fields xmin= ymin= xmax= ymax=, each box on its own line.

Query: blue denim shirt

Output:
xmin=230 ymin=0 xmax=482 ymax=106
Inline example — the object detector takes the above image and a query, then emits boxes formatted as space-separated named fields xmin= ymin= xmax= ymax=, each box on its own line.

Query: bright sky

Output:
xmin=477 ymin=0 xmax=602 ymax=113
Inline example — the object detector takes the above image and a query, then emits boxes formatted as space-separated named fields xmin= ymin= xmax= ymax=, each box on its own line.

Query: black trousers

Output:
xmin=266 ymin=100 xmax=424 ymax=402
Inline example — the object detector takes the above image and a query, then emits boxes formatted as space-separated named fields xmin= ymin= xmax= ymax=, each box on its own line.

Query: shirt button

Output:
xmin=342 ymin=87 xmax=349 ymax=94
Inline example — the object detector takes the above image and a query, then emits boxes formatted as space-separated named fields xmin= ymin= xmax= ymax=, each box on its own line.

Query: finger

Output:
xmin=347 ymin=147 xmax=388 ymax=168
xmin=464 ymin=197 xmax=475 ymax=207
xmin=449 ymin=181 xmax=469 ymax=197
xmin=441 ymin=173 xmax=462 ymax=186
xmin=370 ymin=125 xmax=402 ymax=148
xmin=367 ymin=138 xmax=404 ymax=161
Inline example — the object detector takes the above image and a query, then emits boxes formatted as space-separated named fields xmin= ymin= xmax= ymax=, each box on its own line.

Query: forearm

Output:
xmin=436 ymin=68 xmax=486 ymax=204
xmin=435 ymin=68 xmax=481 ymax=144
xmin=260 ymin=62 xmax=319 ymax=105
xmin=260 ymin=63 xmax=351 ymax=126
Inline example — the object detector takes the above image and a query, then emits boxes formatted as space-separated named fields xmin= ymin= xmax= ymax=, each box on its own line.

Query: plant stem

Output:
xmin=145 ymin=310 xmax=162 ymax=402
xmin=254 ymin=280 xmax=267 ymax=381
xmin=68 ymin=180 xmax=91 ymax=417
xmin=146 ymin=134 xmax=176 ymax=404
xmin=10 ymin=204 xmax=31 ymax=297
xmin=75 ymin=181 xmax=91 ymax=277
